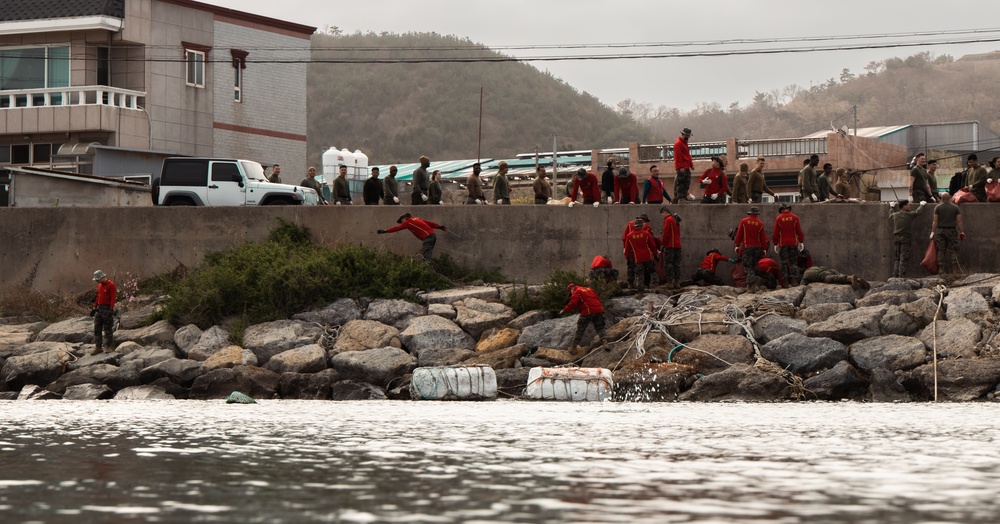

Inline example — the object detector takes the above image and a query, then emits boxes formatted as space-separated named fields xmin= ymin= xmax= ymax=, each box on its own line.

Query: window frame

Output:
xmin=0 ymin=44 xmax=71 ymax=91
xmin=231 ymin=49 xmax=248 ymax=103
xmin=185 ymin=49 xmax=205 ymax=88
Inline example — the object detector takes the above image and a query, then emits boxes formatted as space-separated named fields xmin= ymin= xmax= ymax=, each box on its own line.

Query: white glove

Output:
xmin=701 ymin=178 xmax=709 ymax=185
xmin=546 ymin=198 xmax=553 ymax=203
xmin=989 ymin=178 xmax=994 ymax=184
xmin=475 ymin=199 xmax=483 ymax=204
xmin=811 ymin=193 xmax=818 ymax=202
xmin=734 ymin=246 xmax=740 ymax=254
xmin=421 ymin=194 xmax=428 ymax=202
xmin=919 ymin=201 xmax=926 ymax=207
xmin=687 ymin=193 xmax=696 ymax=200
xmin=335 ymin=201 xmax=342 ymax=206
xmin=607 ymin=196 xmax=613 ymax=204
xmin=593 ymin=202 xmax=599 ymax=208
xmin=929 ymin=232 xmax=934 ymax=239
xmin=710 ymin=193 xmax=718 ymax=200
xmin=889 ymin=201 xmax=896 ymax=207
xmin=798 ymin=243 xmax=804 ymax=251
xmin=496 ymin=199 xmax=502 ymax=205
xmin=393 ymin=196 xmax=399 ymax=203
xmin=773 ymin=245 xmax=779 ymax=255
xmin=568 ymin=202 xmax=575 ymax=208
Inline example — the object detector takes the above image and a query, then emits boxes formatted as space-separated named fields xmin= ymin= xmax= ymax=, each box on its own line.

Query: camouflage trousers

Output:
xmin=934 ymin=229 xmax=960 ymax=274
xmin=661 ymin=248 xmax=682 ymax=281
xmin=741 ymin=247 xmax=763 ymax=286
xmin=778 ymin=245 xmax=800 ymax=284
xmin=93 ymin=305 xmax=115 ymax=350
xmin=892 ymin=233 xmax=912 ymax=277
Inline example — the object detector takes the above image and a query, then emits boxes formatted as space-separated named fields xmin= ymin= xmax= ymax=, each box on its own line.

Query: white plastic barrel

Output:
xmin=410 ymin=365 xmax=498 ymax=400
xmin=524 ymin=367 xmax=613 ymax=401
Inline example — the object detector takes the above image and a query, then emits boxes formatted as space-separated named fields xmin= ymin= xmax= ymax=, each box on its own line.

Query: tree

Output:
xmin=839 ymin=68 xmax=855 ymax=83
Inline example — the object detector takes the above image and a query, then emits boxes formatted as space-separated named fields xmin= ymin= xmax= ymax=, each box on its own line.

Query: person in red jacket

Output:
xmin=613 ymin=166 xmax=638 ymax=204
xmin=570 ymin=168 xmax=601 ymax=205
xmin=378 ymin=213 xmax=448 ymax=260
xmin=691 ymin=249 xmax=735 ymax=286
xmin=624 ymin=217 xmax=659 ymax=291
xmin=621 ymin=215 xmax=653 ymax=288
xmin=588 ymin=255 xmax=619 ymax=282
xmin=561 ymin=283 xmax=609 ymax=354
xmin=659 ymin=206 xmax=682 ymax=288
xmin=673 ymin=127 xmax=694 ymax=204
xmin=756 ymin=257 xmax=785 ymax=289
xmin=699 ymin=156 xmax=729 ymax=204
xmin=90 ymin=269 xmax=117 ymax=355
xmin=771 ymin=203 xmax=806 ymax=286
xmin=734 ymin=206 xmax=770 ymax=291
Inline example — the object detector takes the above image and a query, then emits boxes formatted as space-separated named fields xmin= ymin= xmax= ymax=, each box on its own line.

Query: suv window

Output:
xmin=162 ymin=160 xmax=207 ymax=186
xmin=211 ymin=162 xmax=242 ymax=182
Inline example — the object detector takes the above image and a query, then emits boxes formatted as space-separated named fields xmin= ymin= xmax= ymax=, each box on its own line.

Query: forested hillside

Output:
xmin=308 ymin=32 xmax=652 ymax=165
xmin=617 ymin=51 xmax=1000 ymax=142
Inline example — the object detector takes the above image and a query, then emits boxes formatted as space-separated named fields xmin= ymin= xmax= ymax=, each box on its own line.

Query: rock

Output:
xmin=856 ymin=290 xmax=917 ymax=308
xmin=330 ymin=346 xmax=416 ymax=387
xmin=763 ymin=286 xmax=807 ymax=308
xmin=115 ymin=320 xmax=176 ymax=347
xmin=428 ymin=303 xmax=456 ymax=319
xmin=461 ymin=344 xmax=529 ymax=370
xmin=203 ymin=345 xmax=258 ymax=370
xmin=498 ymin=284 xmax=544 ymax=303
xmin=114 ymin=341 xmax=142 ymax=353
xmin=416 ymin=348 xmax=477 ymax=368
xmin=333 ymin=320 xmax=400 ymax=352
xmin=35 ymin=317 xmax=93 ymax=343
xmin=992 ymin=282 xmax=1000 ymax=304
xmin=869 ymin=368 xmax=911 ymax=402
xmin=104 ymin=360 xmax=144 ymax=391
xmin=532 ymin=348 xmax=575 ymax=365
xmin=264 ymin=344 xmax=328 ymax=374
xmin=147 ymin=377 xmax=190 ymax=399
xmin=17 ymin=384 xmax=61 ymax=400
xmin=242 ymin=320 xmax=325 ymax=365
xmin=45 ymin=363 xmax=119 ymax=394
xmin=120 ymin=346 xmax=177 ymax=368
xmin=292 ymin=298 xmax=362 ymax=326
xmin=330 ymin=380 xmax=387 ymax=400
xmin=278 ymin=369 xmax=340 ymax=400
xmin=900 ymin=297 xmax=941 ymax=329
xmin=613 ymin=362 xmax=698 ymax=401
xmin=879 ymin=305 xmax=918 ymax=336
xmin=872 ymin=278 xmax=922 ymax=292
xmin=521 ymin=357 xmax=556 ymax=368
xmin=114 ymin=385 xmax=175 ymax=400
xmin=0 ymin=323 xmax=41 ymax=357
xmin=954 ymin=273 xmax=1000 ymax=292
xmin=454 ymin=298 xmax=516 ymax=339
xmin=849 ymin=335 xmax=927 ymax=373
xmin=1 ymin=346 xmax=72 ymax=391
xmin=188 ymin=365 xmax=280 ymax=400
xmin=667 ymin=309 xmax=731 ymax=343
xmin=399 ymin=316 xmax=475 ymax=354
xmin=187 ymin=326 xmax=231 ymax=361
xmin=138 ymin=358 xmax=206 ymax=387
xmin=476 ymin=327 xmax=521 ymax=352
xmin=797 ymin=303 xmax=853 ymax=325
xmin=173 ymin=324 xmax=203 ymax=355
xmin=364 ymin=299 xmax=426 ymax=330
xmin=63 ymin=383 xmax=114 ymax=400
xmin=802 ymin=360 xmax=869 ymax=400
xmin=518 ymin=315 xmax=588 ymax=351
xmin=944 ymin=288 xmax=991 ymax=320
xmin=916 ymin=318 xmax=981 ymax=359
xmin=507 ymin=310 xmax=554 ymax=330
xmin=760 ymin=333 xmax=848 ymax=375
xmin=753 ymin=315 xmax=807 ymax=345
xmin=605 ymin=297 xmax=647 ymax=319
xmin=678 ymin=364 xmax=793 ymax=401
xmin=495 ymin=367 xmax=531 ymax=397
xmin=903 ymin=359 xmax=1000 ymax=401
xmin=671 ymin=334 xmax=755 ymax=375
xmin=806 ymin=304 xmax=889 ymax=344
xmin=419 ymin=286 xmax=500 ymax=305
xmin=116 ymin=303 xmax=162 ymax=330
xmin=801 ymin=283 xmax=858 ymax=307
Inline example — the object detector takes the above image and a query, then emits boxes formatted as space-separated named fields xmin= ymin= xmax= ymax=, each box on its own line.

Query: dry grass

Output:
xmin=0 ymin=286 xmax=86 ymax=322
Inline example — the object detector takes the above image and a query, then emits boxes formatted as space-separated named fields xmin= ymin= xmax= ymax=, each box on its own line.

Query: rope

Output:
xmin=932 ymin=284 xmax=946 ymax=402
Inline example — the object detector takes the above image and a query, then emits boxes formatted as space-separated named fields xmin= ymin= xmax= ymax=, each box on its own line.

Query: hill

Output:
xmin=307 ymin=32 xmax=652 ymax=165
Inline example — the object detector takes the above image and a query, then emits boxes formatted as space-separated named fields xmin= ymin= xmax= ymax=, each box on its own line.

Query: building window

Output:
xmin=231 ymin=49 xmax=248 ymax=102
xmin=0 ymin=45 xmax=70 ymax=91
xmin=185 ymin=50 xmax=205 ymax=87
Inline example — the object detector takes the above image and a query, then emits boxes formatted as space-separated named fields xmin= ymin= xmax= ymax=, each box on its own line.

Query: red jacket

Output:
xmin=590 ymin=255 xmax=613 ymax=269
xmin=756 ymin=257 xmax=785 ymax=287
xmin=621 ymin=221 xmax=652 ymax=248
xmin=95 ymin=280 xmax=117 ymax=309
xmin=772 ymin=211 xmax=805 ymax=247
xmin=385 ymin=217 xmax=440 ymax=240
xmin=673 ymin=137 xmax=692 ymax=170
xmin=700 ymin=167 xmax=729 ymax=198
xmin=661 ymin=214 xmax=681 ymax=249
xmin=614 ymin=173 xmax=638 ymax=203
xmin=624 ymin=228 xmax=658 ymax=264
xmin=570 ymin=173 xmax=601 ymax=203
xmin=735 ymin=215 xmax=769 ymax=251
xmin=561 ymin=285 xmax=604 ymax=316
xmin=643 ymin=176 xmax=668 ymax=203
xmin=699 ymin=252 xmax=730 ymax=272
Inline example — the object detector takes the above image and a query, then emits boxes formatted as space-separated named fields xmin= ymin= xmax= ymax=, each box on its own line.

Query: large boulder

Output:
xmin=797 ymin=303 xmax=853 ymax=325
xmin=120 ymin=346 xmax=177 ymax=369
xmin=613 ymin=362 xmax=699 ymax=401
xmin=173 ymin=324 xmax=202 ymax=355
xmin=187 ymin=326 xmax=231 ymax=361
xmin=802 ymin=360 xmax=869 ymax=400
xmin=418 ymin=286 xmax=500 ymax=305
xmin=114 ymin=385 xmax=175 ymax=400
xmin=461 ymin=344 xmax=529 ymax=370
xmin=399 ymin=316 xmax=475 ymax=354
xmin=44 ymin=363 xmax=119 ymax=394
xmin=330 ymin=380 xmax=387 ymax=400
xmin=678 ymin=364 xmax=793 ymax=401
xmin=188 ymin=365 xmax=280 ymax=400
xmin=763 ymin=286 xmax=807 ymax=308
xmin=507 ymin=310 xmax=554 ymax=330
xmin=760 ymin=333 xmax=847 ymax=375
xmin=264 ymin=344 xmax=328 ymax=374
xmin=104 ymin=360 xmax=144 ymax=391
xmin=63 ymin=383 xmax=114 ymax=400
xmin=475 ymin=327 xmax=521 ymax=353
xmin=805 ymin=304 xmax=889 ymax=344
xmin=138 ymin=358 xmax=206 ymax=387
xmin=454 ymin=298 xmax=516 ymax=339
xmin=671 ymin=334 xmax=755 ymax=375
xmin=333 ymin=320 xmax=400 ymax=352
xmin=753 ymin=315 xmax=807 ymax=345
xmin=916 ymin=318 xmax=981 ymax=359
xmin=849 ymin=335 xmax=927 ymax=373
xmin=667 ymin=309 xmax=731 ymax=343
xmin=428 ymin=303 xmax=456 ymax=320
xmin=293 ymin=298 xmax=363 ymax=327
xmin=518 ymin=315 xmax=588 ymax=351
xmin=66 ymin=350 xmax=120 ymax=371
xmin=1 ymin=345 xmax=72 ymax=391
xmin=242 ymin=320 xmax=325 ymax=365
xmin=801 ymin=283 xmax=858 ymax=307
xmin=944 ymin=288 xmax=991 ymax=320
xmin=0 ymin=322 xmax=43 ymax=357
xmin=856 ymin=290 xmax=918 ymax=308
xmin=278 ymin=369 xmax=340 ymax=400
xmin=416 ymin=348 xmax=477 ymax=368
xmin=903 ymin=359 xmax=1000 ymax=401
xmin=363 ymin=299 xmax=426 ymax=330
xmin=35 ymin=317 xmax=93 ymax=343
xmin=16 ymin=384 xmax=61 ymax=400
xmin=878 ymin=305 xmax=917 ymax=336
xmin=532 ymin=348 xmax=575 ymax=365
xmin=115 ymin=320 xmax=176 ymax=347
xmin=901 ymin=297 xmax=942 ymax=329
xmin=203 ymin=345 xmax=258 ymax=370
xmin=869 ymin=368 xmax=911 ymax=402
xmin=330 ymin=346 xmax=416 ymax=387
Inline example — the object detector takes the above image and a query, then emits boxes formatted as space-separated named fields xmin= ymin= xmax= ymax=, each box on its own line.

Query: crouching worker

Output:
xmin=801 ymin=266 xmax=870 ymax=291
xmin=691 ymin=249 xmax=734 ymax=286
xmin=561 ymin=283 xmax=609 ymax=355
xmin=377 ymin=213 xmax=448 ymax=260
xmin=755 ymin=257 xmax=785 ymax=290
xmin=589 ymin=255 xmax=619 ymax=283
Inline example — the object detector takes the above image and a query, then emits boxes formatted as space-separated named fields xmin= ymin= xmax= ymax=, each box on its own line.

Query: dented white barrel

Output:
xmin=410 ymin=365 xmax=498 ymax=400
xmin=525 ymin=367 xmax=613 ymax=401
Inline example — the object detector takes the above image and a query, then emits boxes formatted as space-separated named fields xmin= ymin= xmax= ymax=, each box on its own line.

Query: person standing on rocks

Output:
xmin=888 ymin=199 xmax=926 ymax=277
xmin=363 ymin=167 xmax=384 ymax=205
xmin=801 ymin=266 xmax=869 ymax=291
xmin=659 ymin=206 xmax=682 ymax=288
xmin=90 ymin=270 xmax=117 ymax=355
xmin=383 ymin=165 xmax=401 ymax=205
xmin=561 ymin=283 xmax=609 ymax=355
xmin=673 ymin=127 xmax=694 ymax=204
xmin=621 ymin=215 xmax=653 ymax=288
xmin=623 ymin=217 xmax=659 ymax=292
xmin=411 ymin=155 xmax=431 ymax=205
xmin=931 ymin=192 xmax=965 ymax=274
xmin=772 ymin=203 xmax=805 ymax=286
xmin=378 ymin=213 xmax=448 ymax=261
xmin=734 ymin=206 xmax=769 ymax=292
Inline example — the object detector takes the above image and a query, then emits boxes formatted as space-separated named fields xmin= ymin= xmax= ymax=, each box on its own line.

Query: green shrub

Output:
xmin=430 ymin=253 xmax=504 ymax=284
xmin=519 ymin=269 xmax=622 ymax=314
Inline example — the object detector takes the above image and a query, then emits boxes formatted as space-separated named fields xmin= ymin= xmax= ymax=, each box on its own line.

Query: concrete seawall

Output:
xmin=3 ymin=203 xmax=999 ymax=294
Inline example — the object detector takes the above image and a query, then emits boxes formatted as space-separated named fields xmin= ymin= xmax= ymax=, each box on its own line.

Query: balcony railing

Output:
xmin=0 ymin=86 xmax=146 ymax=110
xmin=736 ymin=138 xmax=827 ymax=158
xmin=637 ymin=141 xmax=728 ymax=163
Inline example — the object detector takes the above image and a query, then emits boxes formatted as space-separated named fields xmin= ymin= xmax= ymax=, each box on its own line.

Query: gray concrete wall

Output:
xmin=2 ymin=203 xmax=998 ymax=295
xmin=9 ymin=173 xmax=151 ymax=207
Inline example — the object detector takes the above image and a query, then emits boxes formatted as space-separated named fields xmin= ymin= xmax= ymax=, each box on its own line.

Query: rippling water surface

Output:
xmin=2 ymin=401 xmax=999 ymax=523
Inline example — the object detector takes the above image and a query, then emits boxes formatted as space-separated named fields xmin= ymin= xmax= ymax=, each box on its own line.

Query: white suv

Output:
xmin=153 ymin=158 xmax=318 ymax=206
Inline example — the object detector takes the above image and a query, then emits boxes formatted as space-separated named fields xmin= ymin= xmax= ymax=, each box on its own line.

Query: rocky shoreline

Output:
xmin=3 ymin=275 xmax=1000 ymax=402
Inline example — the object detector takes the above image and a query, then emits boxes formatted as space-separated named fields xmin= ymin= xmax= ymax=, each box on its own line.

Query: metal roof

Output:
xmin=0 ymin=0 xmax=124 ymax=22
xmin=801 ymin=125 xmax=911 ymax=139
xmin=369 ymin=152 xmax=595 ymax=182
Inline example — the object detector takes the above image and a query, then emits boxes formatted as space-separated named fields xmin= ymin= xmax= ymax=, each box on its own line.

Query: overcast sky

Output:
xmin=211 ymin=0 xmax=1000 ymax=112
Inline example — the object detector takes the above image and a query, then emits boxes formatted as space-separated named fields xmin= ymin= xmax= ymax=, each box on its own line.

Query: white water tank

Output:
xmin=319 ymin=146 xmax=343 ymax=186
xmin=352 ymin=149 xmax=369 ymax=179
xmin=410 ymin=366 xmax=498 ymax=400
xmin=524 ymin=367 xmax=613 ymax=401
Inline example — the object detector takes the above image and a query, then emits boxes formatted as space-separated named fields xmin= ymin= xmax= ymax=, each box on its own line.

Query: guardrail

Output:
xmin=0 ymin=86 xmax=146 ymax=110
xmin=637 ymin=142 xmax=728 ymax=163
xmin=737 ymin=138 xmax=827 ymax=158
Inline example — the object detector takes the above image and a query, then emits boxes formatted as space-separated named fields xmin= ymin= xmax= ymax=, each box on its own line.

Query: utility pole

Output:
xmin=552 ymin=136 xmax=558 ymax=190
xmin=477 ymin=87 xmax=483 ymax=163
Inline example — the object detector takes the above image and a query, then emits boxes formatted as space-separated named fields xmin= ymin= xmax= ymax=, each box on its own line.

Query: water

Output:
xmin=2 ymin=401 xmax=999 ymax=523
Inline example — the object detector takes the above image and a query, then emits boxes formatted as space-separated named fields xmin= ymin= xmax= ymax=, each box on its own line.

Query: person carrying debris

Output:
xmin=90 ymin=270 xmax=117 ymax=355
xmin=378 ymin=213 xmax=448 ymax=260
xmin=561 ymin=283 xmax=609 ymax=355
xmin=887 ymin=199 xmax=927 ymax=277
